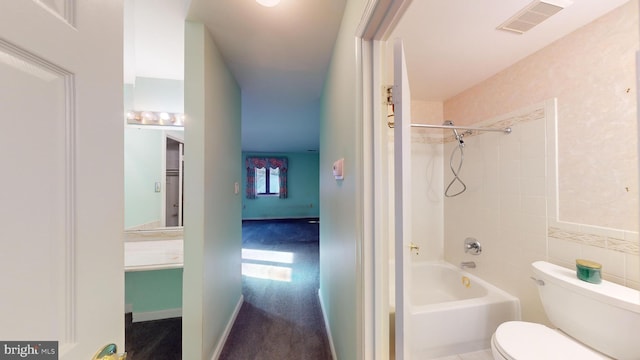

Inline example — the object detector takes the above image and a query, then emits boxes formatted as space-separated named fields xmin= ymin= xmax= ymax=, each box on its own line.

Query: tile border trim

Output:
xmin=548 ymin=226 xmax=639 ymax=255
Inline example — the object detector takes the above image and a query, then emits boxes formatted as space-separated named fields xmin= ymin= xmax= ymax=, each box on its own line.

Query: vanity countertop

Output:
xmin=124 ymin=239 xmax=183 ymax=272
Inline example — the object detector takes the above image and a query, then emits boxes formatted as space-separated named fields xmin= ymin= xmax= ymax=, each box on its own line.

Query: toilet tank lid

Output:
xmin=494 ymin=321 xmax=608 ymax=360
xmin=532 ymin=261 xmax=640 ymax=314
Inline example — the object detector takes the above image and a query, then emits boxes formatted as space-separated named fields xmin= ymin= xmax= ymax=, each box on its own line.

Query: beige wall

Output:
xmin=441 ymin=1 xmax=639 ymax=323
xmin=183 ymin=21 xmax=243 ymax=359
xmin=445 ymin=1 xmax=638 ymax=232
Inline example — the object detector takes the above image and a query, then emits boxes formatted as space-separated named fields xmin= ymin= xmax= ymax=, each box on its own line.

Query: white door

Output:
xmin=393 ymin=38 xmax=412 ymax=360
xmin=0 ymin=1 xmax=124 ymax=359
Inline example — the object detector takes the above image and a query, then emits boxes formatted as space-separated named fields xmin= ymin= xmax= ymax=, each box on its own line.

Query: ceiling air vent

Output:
xmin=497 ymin=0 xmax=572 ymax=35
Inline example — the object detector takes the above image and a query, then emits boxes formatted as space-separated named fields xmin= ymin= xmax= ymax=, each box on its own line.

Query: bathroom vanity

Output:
xmin=124 ymin=228 xmax=184 ymax=272
xmin=124 ymin=229 xmax=184 ymax=322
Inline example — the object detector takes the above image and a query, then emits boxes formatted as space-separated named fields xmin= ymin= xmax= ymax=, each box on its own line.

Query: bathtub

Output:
xmin=390 ymin=261 xmax=520 ymax=358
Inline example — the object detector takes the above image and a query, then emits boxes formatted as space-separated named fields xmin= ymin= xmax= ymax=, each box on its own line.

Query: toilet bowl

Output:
xmin=491 ymin=321 xmax=609 ymax=360
xmin=491 ymin=261 xmax=640 ymax=360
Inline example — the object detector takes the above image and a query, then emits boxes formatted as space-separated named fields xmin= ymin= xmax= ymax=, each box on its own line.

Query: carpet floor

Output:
xmin=219 ymin=219 xmax=332 ymax=360
xmin=125 ymin=316 xmax=182 ymax=360
xmin=125 ymin=219 xmax=331 ymax=360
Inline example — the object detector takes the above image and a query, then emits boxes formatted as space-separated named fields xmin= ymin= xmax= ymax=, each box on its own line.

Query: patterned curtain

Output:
xmin=245 ymin=157 xmax=288 ymax=199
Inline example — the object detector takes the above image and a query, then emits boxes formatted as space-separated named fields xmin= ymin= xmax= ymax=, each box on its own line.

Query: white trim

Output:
xmin=318 ymin=289 xmax=337 ymax=360
xmin=357 ymin=1 xmax=412 ymax=359
xmin=132 ymin=308 xmax=182 ymax=323
xmin=372 ymin=39 xmax=391 ymax=360
xmin=211 ymin=295 xmax=244 ymax=360
xmin=125 ymin=303 xmax=133 ymax=314
xmin=160 ymin=132 xmax=168 ymax=227
xmin=360 ymin=36 xmax=375 ymax=360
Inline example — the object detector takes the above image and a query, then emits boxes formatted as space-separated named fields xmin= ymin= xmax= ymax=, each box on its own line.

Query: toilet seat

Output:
xmin=492 ymin=321 xmax=610 ymax=360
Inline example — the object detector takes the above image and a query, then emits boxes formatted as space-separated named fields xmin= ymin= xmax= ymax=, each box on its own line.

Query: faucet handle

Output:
xmin=464 ymin=237 xmax=482 ymax=255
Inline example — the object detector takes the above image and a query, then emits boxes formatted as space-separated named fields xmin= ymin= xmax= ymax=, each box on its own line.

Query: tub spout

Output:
xmin=460 ymin=261 xmax=476 ymax=269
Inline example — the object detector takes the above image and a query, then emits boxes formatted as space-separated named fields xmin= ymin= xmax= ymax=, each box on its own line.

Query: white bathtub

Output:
xmin=391 ymin=261 xmax=521 ymax=358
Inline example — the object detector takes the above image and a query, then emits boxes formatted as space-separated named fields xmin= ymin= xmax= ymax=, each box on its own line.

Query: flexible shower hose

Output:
xmin=445 ymin=142 xmax=466 ymax=197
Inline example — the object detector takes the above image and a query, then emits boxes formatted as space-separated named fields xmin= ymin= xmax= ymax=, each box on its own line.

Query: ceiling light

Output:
xmin=256 ymin=0 xmax=280 ymax=7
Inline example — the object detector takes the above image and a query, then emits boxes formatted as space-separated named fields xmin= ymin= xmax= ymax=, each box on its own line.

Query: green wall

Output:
xmin=125 ymin=269 xmax=183 ymax=313
xmin=124 ymin=128 xmax=163 ymax=228
xmin=183 ymin=21 xmax=243 ymax=360
xmin=242 ymin=152 xmax=320 ymax=220
xmin=319 ymin=0 xmax=367 ymax=358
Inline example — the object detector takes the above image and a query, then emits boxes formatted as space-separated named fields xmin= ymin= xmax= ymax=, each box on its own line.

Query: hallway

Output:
xmin=219 ymin=219 xmax=332 ymax=359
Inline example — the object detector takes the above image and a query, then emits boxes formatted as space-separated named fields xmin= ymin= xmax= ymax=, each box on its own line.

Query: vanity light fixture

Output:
xmin=126 ymin=110 xmax=185 ymax=127
xmin=256 ymin=0 xmax=280 ymax=7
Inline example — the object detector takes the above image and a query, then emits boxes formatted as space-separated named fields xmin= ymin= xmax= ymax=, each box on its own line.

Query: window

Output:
xmin=246 ymin=157 xmax=288 ymax=199
xmin=255 ymin=166 xmax=280 ymax=195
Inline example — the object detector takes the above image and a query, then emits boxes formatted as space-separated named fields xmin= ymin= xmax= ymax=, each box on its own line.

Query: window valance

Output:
xmin=246 ymin=157 xmax=288 ymax=199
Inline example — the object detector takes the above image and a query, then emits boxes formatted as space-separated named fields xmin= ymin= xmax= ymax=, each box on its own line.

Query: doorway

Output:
xmin=165 ymin=136 xmax=184 ymax=227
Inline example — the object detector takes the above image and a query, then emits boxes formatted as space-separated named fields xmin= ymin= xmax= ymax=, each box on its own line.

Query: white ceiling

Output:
xmin=124 ymin=0 xmax=346 ymax=153
xmin=187 ymin=0 xmax=347 ymax=105
xmin=124 ymin=0 xmax=186 ymax=84
xmin=125 ymin=0 xmax=630 ymax=151
xmin=390 ymin=0 xmax=630 ymax=101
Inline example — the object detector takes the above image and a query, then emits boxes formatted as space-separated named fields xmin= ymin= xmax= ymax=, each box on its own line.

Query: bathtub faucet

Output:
xmin=460 ymin=261 xmax=476 ymax=269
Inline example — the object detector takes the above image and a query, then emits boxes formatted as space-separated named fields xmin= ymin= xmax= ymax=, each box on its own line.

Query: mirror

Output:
xmin=125 ymin=125 xmax=184 ymax=231
xmin=123 ymin=77 xmax=185 ymax=234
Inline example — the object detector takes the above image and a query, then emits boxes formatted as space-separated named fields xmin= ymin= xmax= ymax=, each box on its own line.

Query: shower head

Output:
xmin=443 ymin=120 xmax=464 ymax=146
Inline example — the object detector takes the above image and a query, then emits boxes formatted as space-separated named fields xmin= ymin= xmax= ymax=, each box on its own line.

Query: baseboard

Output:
xmin=132 ymin=308 xmax=182 ymax=323
xmin=211 ymin=295 xmax=244 ymax=360
xmin=318 ymin=289 xmax=337 ymax=360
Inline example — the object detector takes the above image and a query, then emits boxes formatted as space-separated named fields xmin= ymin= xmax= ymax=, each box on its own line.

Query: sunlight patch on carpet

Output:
xmin=241 ymin=263 xmax=292 ymax=282
xmin=241 ymin=248 xmax=294 ymax=282
xmin=242 ymin=248 xmax=294 ymax=264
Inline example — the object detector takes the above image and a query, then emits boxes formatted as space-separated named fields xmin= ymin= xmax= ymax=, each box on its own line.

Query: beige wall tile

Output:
xmin=548 ymin=237 xmax=581 ymax=263
xmin=626 ymin=253 xmax=640 ymax=283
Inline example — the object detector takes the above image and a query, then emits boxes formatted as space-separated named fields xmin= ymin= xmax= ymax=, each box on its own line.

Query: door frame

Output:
xmin=162 ymin=133 xmax=185 ymax=227
xmin=356 ymin=0 xmax=412 ymax=358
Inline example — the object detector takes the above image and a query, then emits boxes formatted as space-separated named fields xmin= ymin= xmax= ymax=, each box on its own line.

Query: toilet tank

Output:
xmin=532 ymin=261 xmax=640 ymax=360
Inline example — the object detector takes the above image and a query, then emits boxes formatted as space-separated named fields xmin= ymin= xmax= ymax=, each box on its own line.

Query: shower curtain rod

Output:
xmin=410 ymin=123 xmax=512 ymax=134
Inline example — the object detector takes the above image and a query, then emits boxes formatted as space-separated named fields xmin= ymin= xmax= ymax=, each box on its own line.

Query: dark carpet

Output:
xmin=219 ymin=218 xmax=332 ymax=360
xmin=125 ymin=219 xmax=331 ymax=360
xmin=125 ymin=315 xmax=182 ymax=360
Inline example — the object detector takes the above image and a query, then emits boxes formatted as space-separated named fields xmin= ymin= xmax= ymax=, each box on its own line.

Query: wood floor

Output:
xmin=125 ymin=219 xmax=331 ymax=360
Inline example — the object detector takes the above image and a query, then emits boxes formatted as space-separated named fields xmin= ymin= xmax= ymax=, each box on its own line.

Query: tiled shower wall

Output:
xmin=442 ymin=100 xmax=639 ymax=325
xmin=443 ymin=102 xmax=552 ymax=324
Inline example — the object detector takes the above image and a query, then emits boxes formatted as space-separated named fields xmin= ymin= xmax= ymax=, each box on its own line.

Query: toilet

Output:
xmin=491 ymin=261 xmax=640 ymax=360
